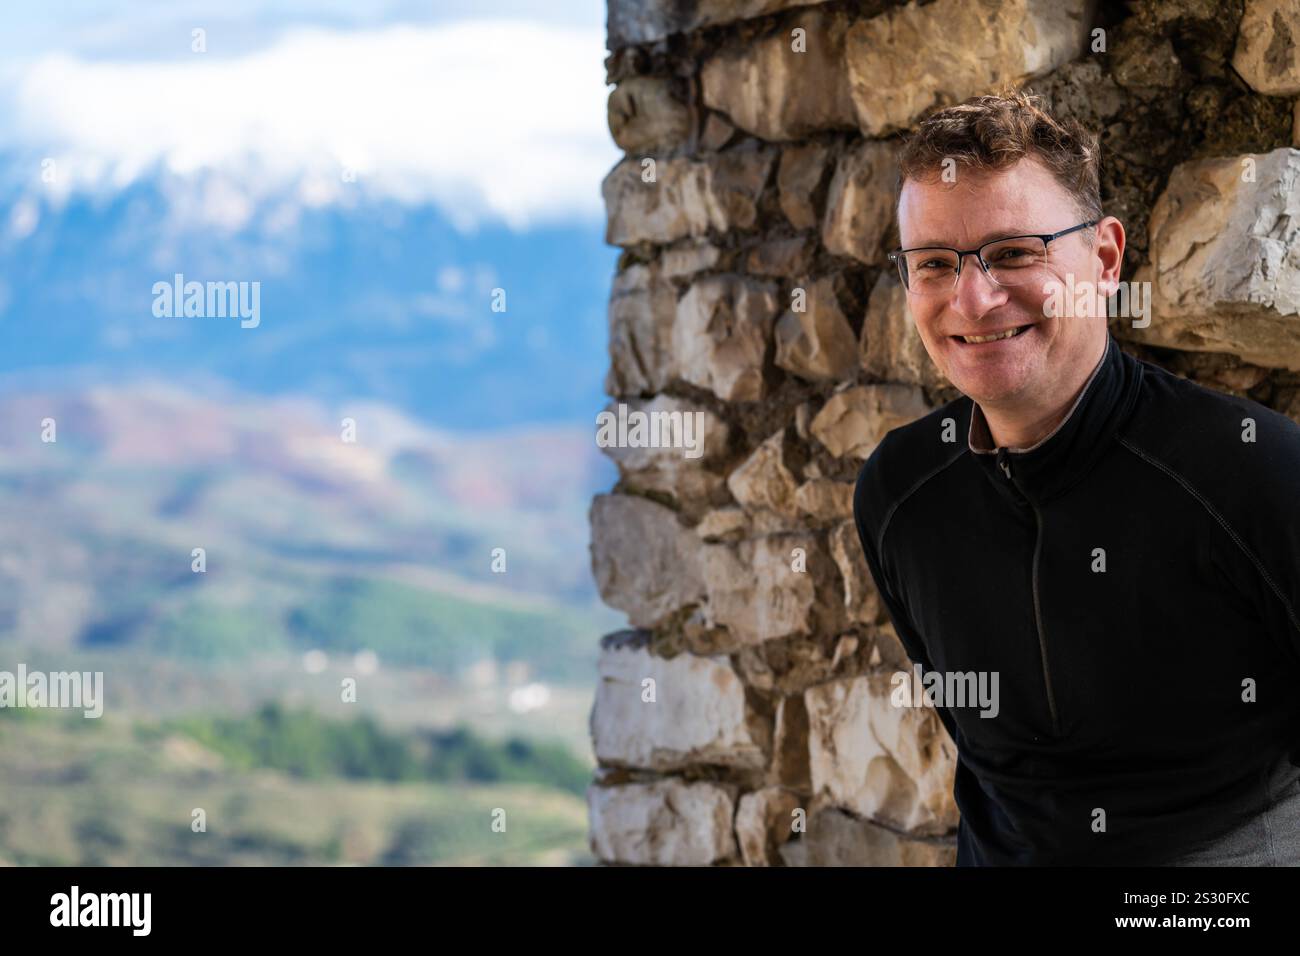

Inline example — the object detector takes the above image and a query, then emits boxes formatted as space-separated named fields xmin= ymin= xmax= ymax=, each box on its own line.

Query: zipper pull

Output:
xmin=996 ymin=446 xmax=1012 ymax=479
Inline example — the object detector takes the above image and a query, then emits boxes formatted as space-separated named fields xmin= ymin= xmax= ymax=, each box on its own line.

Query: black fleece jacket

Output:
xmin=852 ymin=333 xmax=1300 ymax=865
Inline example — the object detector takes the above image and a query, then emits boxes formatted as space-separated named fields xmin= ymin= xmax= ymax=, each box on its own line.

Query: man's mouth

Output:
xmin=951 ymin=324 xmax=1033 ymax=344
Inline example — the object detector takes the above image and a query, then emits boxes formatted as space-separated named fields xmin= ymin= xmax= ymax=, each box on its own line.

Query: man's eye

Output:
xmin=917 ymin=258 xmax=953 ymax=270
xmin=991 ymin=246 xmax=1036 ymax=262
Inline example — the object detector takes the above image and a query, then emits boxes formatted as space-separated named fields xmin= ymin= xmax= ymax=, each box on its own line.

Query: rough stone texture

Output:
xmin=695 ymin=505 xmax=749 ymax=542
xmin=829 ymin=519 xmax=885 ymax=625
xmin=794 ymin=478 xmax=854 ymax=524
xmin=805 ymin=672 xmax=960 ymax=836
xmin=821 ymin=140 xmax=898 ymax=266
xmin=778 ymin=142 xmax=833 ymax=230
xmin=674 ymin=274 xmax=780 ymax=400
xmin=591 ymin=630 xmax=770 ymax=771
xmin=727 ymin=429 xmax=800 ymax=518
xmin=599 ymin=395 xmax=731 ymax=505
xmin=1124 ymin=148 xmax=1300 ymax=370
xmin=1233 ymin=0 xmax=1300 ymax=95
xmin=662 ymin=240 xmax=723 ymax=279
xmin=700 ymin=533 xmax=844 ymax=646
xmin=606 ymin=261 xmax=677 ymax=397
xmin=588 ymin=778 xmax=738 ymax=865
xmin=700 ymin=112 xmax=739 ymax=152
xmin=861 ymin=272 xmax=948 ymax=391
xmin=607 ymin=0 xmax=831 ymax=47
xmin=771 ymin=694 xmax=812 ymax=790
xmin=700 ymin=7 xmax=856 ymax=142
xmin=604 ymin=148 xmax=776 ymax=246
xmin=736 ymin=787 xmax=805 ymax=865
xmin=775 ymin=274 xmax=860 ymax=381
xmin=590 ymin=493 xmax=704 ymax=628
xmin=779 ymin=808 xmax=957 ymax=866
xmin=608 ymin=76 xmax=693 ymax=154
xmin=746 ymin=235 xmax=815 ymax=277
xmin=810 ymin=384 xmax=932 ymax=459
xmin=845 ymin=0 xmax=1096 ymax=136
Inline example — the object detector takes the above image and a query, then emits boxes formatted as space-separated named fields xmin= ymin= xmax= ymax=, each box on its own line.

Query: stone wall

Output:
xmin=587 ymin=0 xmax=1300 ymax=865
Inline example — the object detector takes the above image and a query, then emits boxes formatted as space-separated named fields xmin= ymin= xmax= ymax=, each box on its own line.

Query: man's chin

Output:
xmin=946 ymin=367 xmax=1033 ymax=406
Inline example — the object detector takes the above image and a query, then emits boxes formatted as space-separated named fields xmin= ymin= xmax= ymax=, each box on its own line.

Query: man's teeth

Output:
xmin=962 ymin=326 xmax=1027 ymax=344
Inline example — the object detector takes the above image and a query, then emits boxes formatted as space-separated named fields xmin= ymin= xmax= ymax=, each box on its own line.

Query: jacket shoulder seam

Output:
xmin=877 ymin=445 xmax=967 ymax=556
xmin=1116 ymin=435 xmax=1300 ymax=639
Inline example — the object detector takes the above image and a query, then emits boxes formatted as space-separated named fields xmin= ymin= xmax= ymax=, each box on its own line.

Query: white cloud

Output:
xmin=11 ymin=21 xmax=619 ymax=232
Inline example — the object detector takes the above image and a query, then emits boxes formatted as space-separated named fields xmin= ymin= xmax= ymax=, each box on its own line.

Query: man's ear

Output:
xmin=1095 ymin=216 xmax=1125 ymax=292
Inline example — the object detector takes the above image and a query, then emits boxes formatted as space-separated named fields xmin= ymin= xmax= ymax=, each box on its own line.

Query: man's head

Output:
xmin=893 ymin=89 xmax=1124 ymax=412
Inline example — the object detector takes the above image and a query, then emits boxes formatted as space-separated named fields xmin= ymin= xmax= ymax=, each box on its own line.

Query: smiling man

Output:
xmin=852 ymin=89 xmax=1300 ymax=866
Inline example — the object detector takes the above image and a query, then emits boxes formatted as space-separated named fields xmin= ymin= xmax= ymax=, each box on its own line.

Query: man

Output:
xmin=852 ymin=89 xmax=1300 ymax=866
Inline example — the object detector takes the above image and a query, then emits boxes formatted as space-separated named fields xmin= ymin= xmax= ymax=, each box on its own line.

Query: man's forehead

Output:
xmin=897 ymin=157 xmax=1060 ymax=246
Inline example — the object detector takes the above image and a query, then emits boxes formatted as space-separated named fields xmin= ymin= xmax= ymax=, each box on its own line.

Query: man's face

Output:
xmin=896 ymin=156 xmax=1110 ymax=407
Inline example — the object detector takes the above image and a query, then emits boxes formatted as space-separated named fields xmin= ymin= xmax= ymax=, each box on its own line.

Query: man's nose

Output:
xmin=951 ymin=255 xmax=1008 ymax=321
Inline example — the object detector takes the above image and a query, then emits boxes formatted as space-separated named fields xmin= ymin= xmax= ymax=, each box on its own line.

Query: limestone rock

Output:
xmin=700 ymin=533 xmax=841 ymax=645
xmin=700 ymin=7 xmax=856 ymax=142
xmin=772 ymin=694 xmax=812 ymax=789
xmin=590 ymin=494 xmax=705 ymax=628
xmin=745 ymin=235 xmax=814 ymax=278
xmin=1233 ymin=0 xmax=1300 ymax=95
xmin=587 ymin=778 xmax=738 ymax=865
xmin=1111 ymin=35 xmax=1182 ymax=96
xmin=603 ymin=148 xmax=775 ymax=247
xmin=591 ymin=630 xmax=769 ymax=771
xmin=606 ymin=262 xmax=678 ymax=397
xmin=804 ymin=672 xmax=959 ymax=835
xmin=1123 ymin=148 xmax=1300 ymax=371
xmin=775 ymin=275 xmax=859 ymax=381
xmin=845 ymin=0 xmax=1095 ymax=136
xmin=829 ymin=519 xmax=884 ymax=625
xmin=727 ymin=430 xmax=800 ymax=517
xmin=779 ymin=807 xmax=957 ymax=866
xmin=778 ymin=142 xmax=832 ymax=230
xmin=700 ymin=112 xmax=738 ymax=152
xmin=793 ymin=479 xmax=854 ymax=524
xmin=736 ymin=787 xmax=805 ymax=865
xmin=608 ymin=76 xmax=692 ymax=154
xmin=821 ymin=140 xmax=898 ymax=266
xmin=810 ymin=384 xmax=932 ymax=459
xmin=695 ymin=506 xmax=750 ymax=541
xmin=861 ymin=272 xmax=946 ymax=390
xmin=674 ymin=275 xmax=779 ymax=401
xmin=661 ymin=240 xmax=723 ymax=278
xmin=599 ymin=396 xmax=730 ymax=505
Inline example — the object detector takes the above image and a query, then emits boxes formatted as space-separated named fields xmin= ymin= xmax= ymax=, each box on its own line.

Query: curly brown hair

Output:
xmin=896 ymin=88 xmax=1103 ymax=233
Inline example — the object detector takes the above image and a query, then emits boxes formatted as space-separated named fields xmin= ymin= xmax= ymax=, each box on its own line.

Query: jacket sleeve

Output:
xmin=852 ymin=461 xmax=962 ymax=747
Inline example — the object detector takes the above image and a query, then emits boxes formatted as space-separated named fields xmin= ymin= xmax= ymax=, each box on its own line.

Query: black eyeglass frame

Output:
xmin=887 ymin=219 xmax=1099 ymax=292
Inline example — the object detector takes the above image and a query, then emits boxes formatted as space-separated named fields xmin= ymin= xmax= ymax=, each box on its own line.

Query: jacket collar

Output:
xmin=966 ymin=333 xmax=1143 ymax=503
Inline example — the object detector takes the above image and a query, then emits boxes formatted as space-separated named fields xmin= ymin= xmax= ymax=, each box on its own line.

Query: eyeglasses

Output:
xmin=888 ymin=220 xmax=1098 ymax=296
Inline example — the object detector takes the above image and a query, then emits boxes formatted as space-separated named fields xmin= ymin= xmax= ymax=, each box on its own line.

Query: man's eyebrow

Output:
xmin=906 ymin=227 xmax=1033 ymax=249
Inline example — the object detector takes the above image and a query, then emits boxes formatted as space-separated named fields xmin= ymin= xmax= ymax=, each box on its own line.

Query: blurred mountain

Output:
xmin=0 ymin=160 xmax=619 ymax=430
xmin=0 ymin=381 xmax=621 ymax=677
xmin=0 ymin=159 xmax=626 ymax=673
